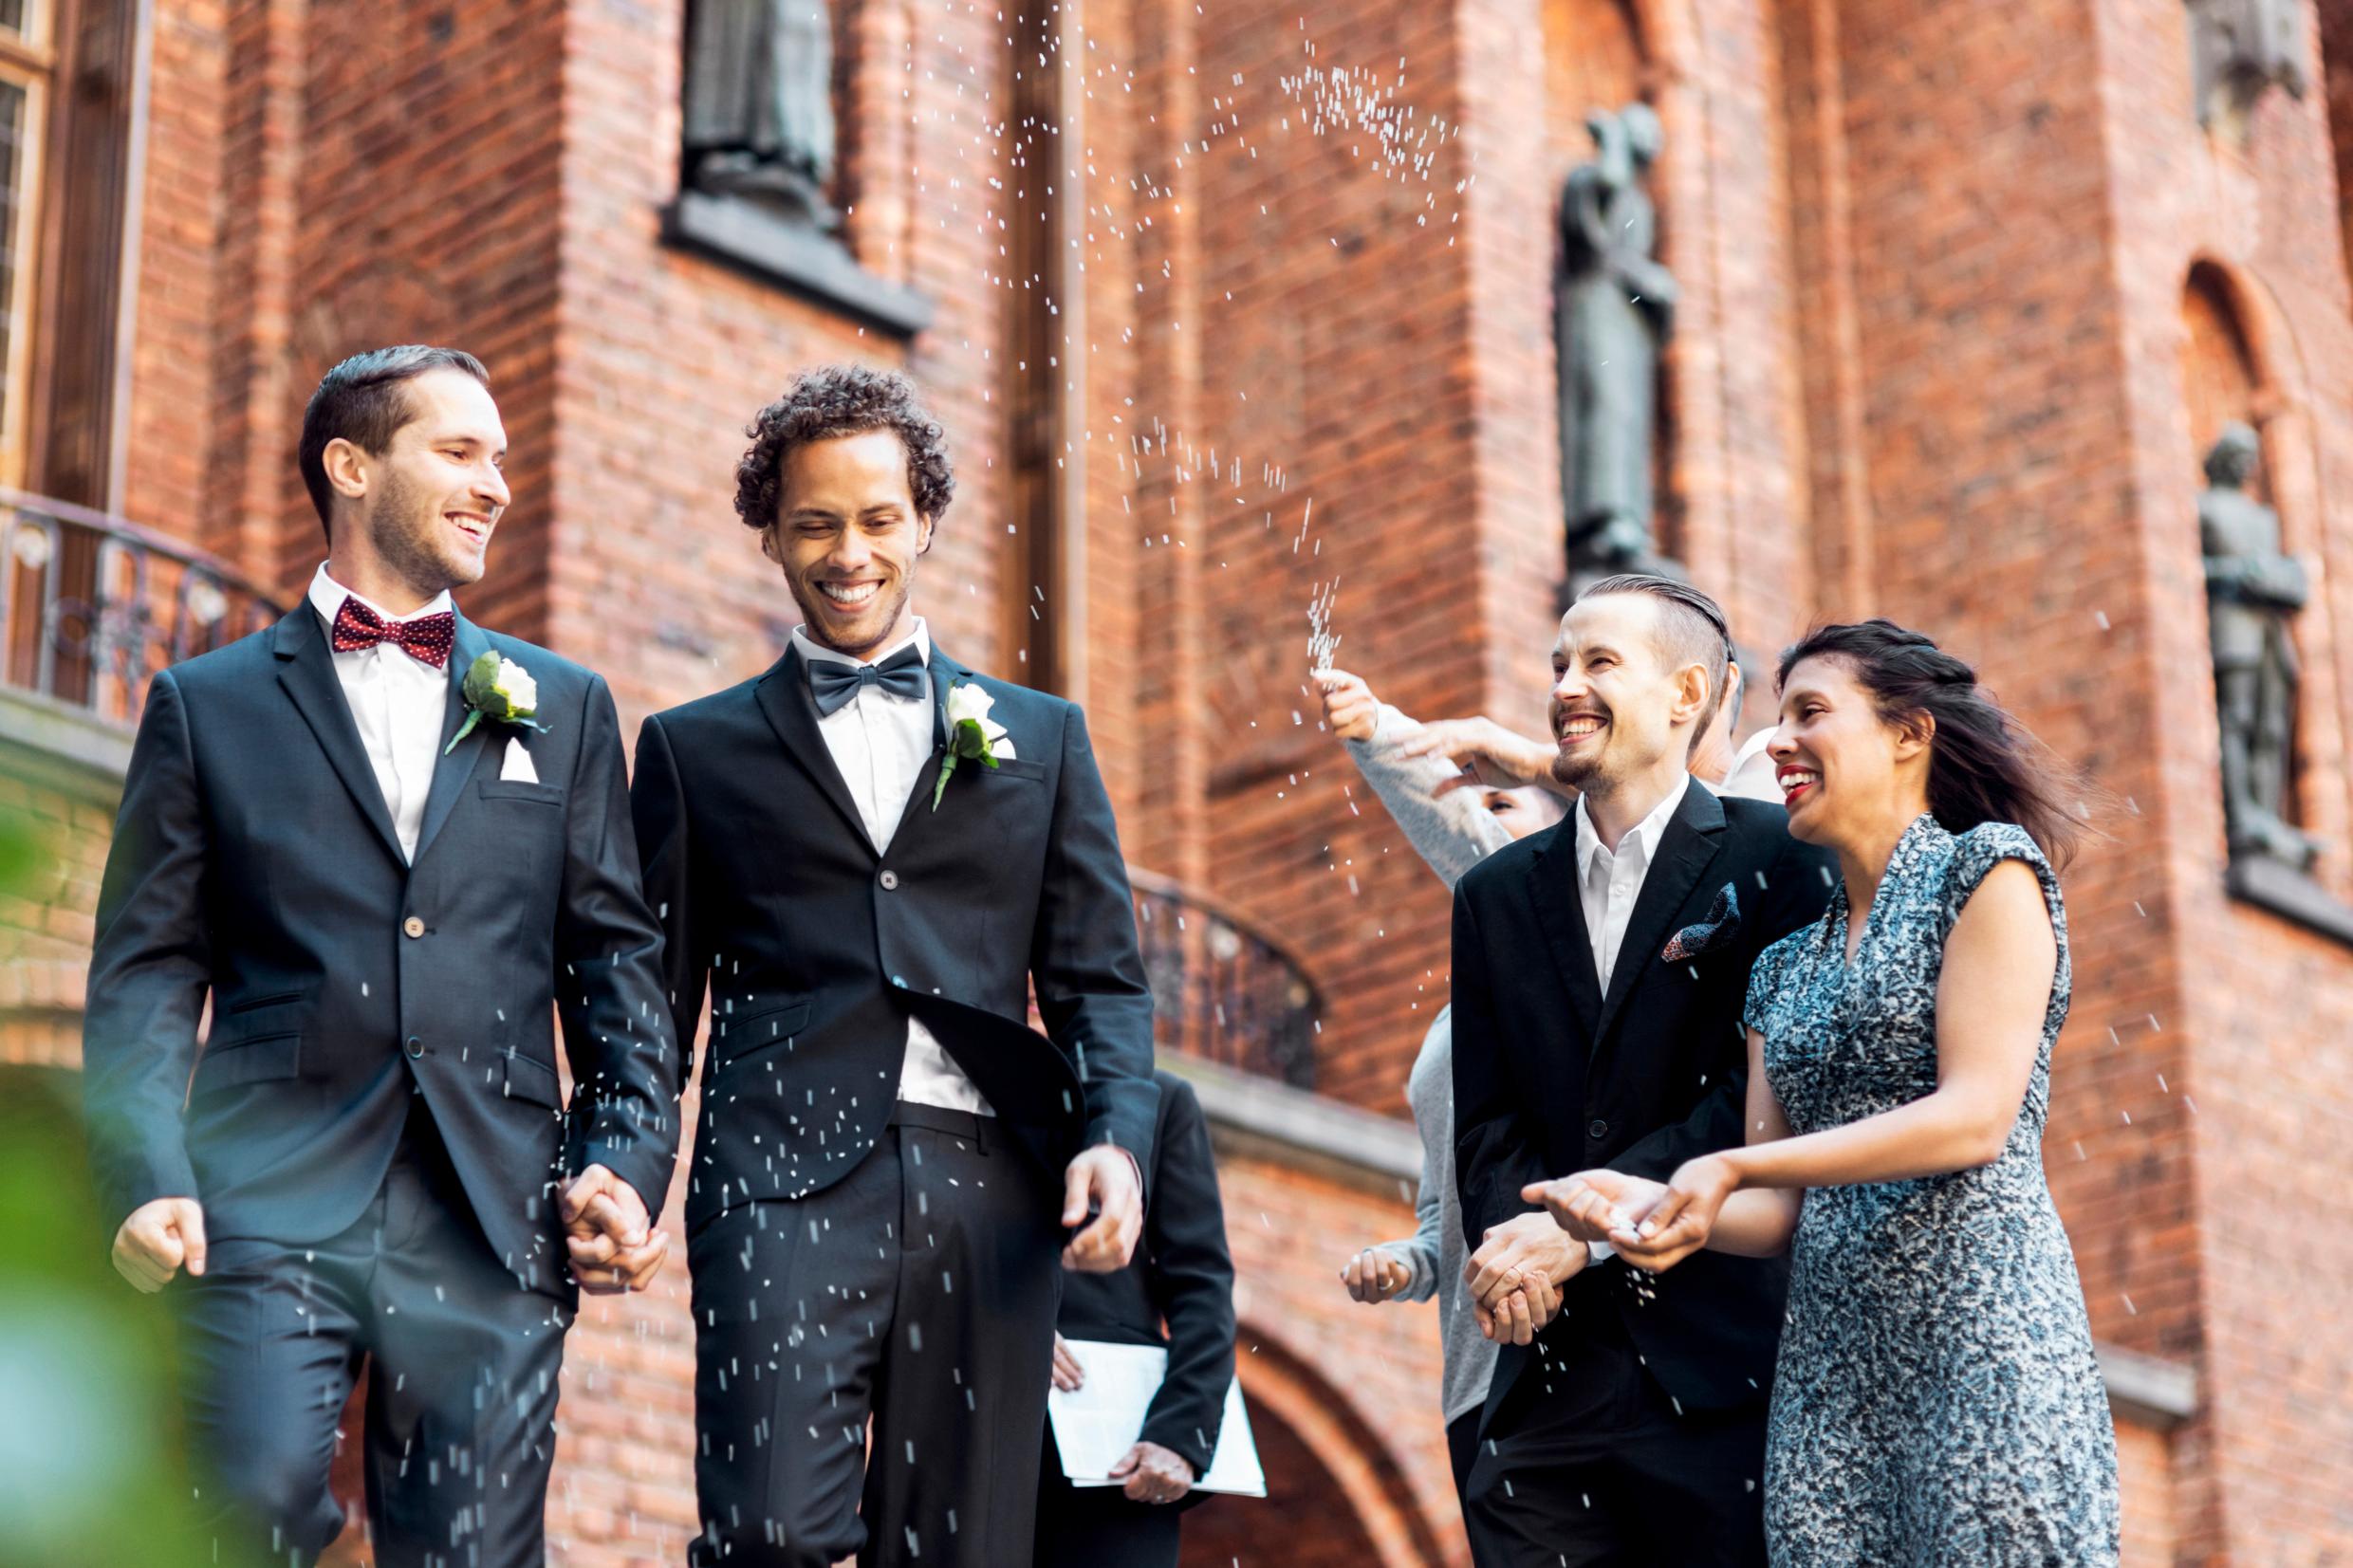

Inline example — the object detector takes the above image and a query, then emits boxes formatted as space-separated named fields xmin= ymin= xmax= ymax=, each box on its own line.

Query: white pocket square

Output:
xmin=991 ymin=732 xmax=1017 ymax=763
xmin=501 ymin=738 xmax=541 ymax=784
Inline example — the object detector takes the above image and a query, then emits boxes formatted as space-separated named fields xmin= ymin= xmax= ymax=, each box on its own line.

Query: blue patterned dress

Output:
xmin=1743 ymin=816 xmax=2120 ymax=1566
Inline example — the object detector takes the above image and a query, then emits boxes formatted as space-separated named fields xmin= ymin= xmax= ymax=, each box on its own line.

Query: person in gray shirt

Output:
xmin=1317 ymin=668 xmax=1566 ymax=1501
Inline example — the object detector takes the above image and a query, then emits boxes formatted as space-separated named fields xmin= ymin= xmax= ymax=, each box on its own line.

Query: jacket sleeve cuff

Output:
xmin=578 ymin=1134 xmax=677 ymax=1227
xmin=102 ymin=1149 xmax=200 ymax=1240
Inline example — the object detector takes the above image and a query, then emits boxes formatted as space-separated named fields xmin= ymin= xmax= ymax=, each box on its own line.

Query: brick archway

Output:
xmin=1180 ymin=1327 xmax=1454 ymax=1568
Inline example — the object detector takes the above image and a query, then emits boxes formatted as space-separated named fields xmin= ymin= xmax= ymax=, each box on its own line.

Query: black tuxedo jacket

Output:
xmin=82 ymin=605 xmax=679 ymax=1294
xmin=1452 ymin=782 xmax=1834 ymax=1416
xmin=1055 ymin=1070 xmax=1234 ymax=1483
xmin=628 ymin=642 xmax=1158 ymax=1231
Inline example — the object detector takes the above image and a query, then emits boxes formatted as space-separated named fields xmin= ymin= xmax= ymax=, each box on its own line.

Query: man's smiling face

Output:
xmin=765 ymin=429 xmax=935 ymax=659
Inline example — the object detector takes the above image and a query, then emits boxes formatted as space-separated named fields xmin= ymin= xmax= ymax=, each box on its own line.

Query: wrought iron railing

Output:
xmin=1129 ymin=867 xmax=1322 ymax=1090
xmin=0 ymin=489 xmax=281 ymax=727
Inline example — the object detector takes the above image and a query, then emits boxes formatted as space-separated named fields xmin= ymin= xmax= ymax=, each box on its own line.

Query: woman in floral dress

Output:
xmin=1533 ymin=619 xmax=2121 ymax=1566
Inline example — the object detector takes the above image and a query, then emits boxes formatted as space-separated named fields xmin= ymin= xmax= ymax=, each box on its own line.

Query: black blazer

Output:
xmin=1452 ymin=783 xmax=1834 ymax=1415
xmin=81 ymin=605 xmax=679 ymax=1294
xmin=628 ymin=642 xmax=1158 ymax=1231
xmin=1056 ymin=1070 xmax=1235 ymax=1482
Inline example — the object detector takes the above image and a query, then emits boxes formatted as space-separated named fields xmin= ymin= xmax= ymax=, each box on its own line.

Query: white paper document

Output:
xmin=1047 ymin=1339 xmax=1268 ymax=1498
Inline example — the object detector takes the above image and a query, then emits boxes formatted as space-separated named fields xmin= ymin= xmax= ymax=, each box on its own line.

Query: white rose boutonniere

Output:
xmin=446 ymin=651 xmax=551 ymax=754
xmin=933 ymin=680 xmax=1009 ymax=808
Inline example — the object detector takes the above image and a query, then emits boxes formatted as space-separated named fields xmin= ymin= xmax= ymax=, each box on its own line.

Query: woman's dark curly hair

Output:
xmin=733 ymin=364 xmax=956 ymax=530
xmin=1778 ymin=619 xmax=2096 ymax=870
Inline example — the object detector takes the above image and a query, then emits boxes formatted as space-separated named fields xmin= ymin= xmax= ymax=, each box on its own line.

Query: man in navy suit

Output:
xmin=1452 ymin=577 xmax=1834 ymax=1565
xmin=631 ymin=365 xmax=1158 ymax=1567
xmin=83 ymin=346 xmax=678 ymax=1566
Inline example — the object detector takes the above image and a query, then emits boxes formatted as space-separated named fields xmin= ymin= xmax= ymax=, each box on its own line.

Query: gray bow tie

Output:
xmin=808 ymin=645 xmax=927 ymax=716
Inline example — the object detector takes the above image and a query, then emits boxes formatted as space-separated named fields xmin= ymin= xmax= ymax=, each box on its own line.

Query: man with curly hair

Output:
xmin=631 ymin=364 xmax=1158 ymax=1567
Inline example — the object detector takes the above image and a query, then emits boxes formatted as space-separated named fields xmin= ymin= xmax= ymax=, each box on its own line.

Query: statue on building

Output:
xmin=2201 ymin=421 xmax=2319 ymax=870
xmin=1556 ymin=101 xmax=1678 ymax=587
xmin=2186 ymin=0 xmax=2308 ymax=133
xmin=681 ymin=0 xmax=839 ymax=231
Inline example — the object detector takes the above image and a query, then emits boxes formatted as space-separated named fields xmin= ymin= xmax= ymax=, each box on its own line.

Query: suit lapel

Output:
xmin=883 ymin=645 xmax=967 ymax=846
xmin=271 ymin=607 xmax=405 ymax=866
xmin=412 ymin=615 xmax=500 ymax=865
xmin=752 ymin=647 xmax=876 ymax=852
xmin=1591 ymin=783 xmax=1727 ymax=1049
xmin=1527 ymin=825 xmax=1605 ymax=1045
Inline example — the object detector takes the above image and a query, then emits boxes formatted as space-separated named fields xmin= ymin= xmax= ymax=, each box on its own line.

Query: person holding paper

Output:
xmin=1039 ymin=1067 xmax=1237 ymax=1567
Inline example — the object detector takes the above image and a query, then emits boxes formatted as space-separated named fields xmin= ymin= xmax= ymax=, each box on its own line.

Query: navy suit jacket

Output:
xmin=81 ymin=604 xmax=679 ymax=1295
xmin=628 ymin=641 xmax=1158 ymax=1231
xmin=1055 ymin=1070 xmax=1235 ymax=1484
xmin=1453 ymin=783 xmax=1835 ymax=1417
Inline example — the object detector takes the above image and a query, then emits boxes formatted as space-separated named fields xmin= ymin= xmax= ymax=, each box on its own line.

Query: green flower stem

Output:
xmin=444 ymin=710 xmax=483 ymax=756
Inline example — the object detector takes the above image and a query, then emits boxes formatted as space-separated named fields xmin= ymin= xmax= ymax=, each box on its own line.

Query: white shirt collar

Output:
xmin=790 ymin=616 xmax=932 ymax=673
xmin=306 ymin=561 xmax=454 ymax=630
xmin=1575 ymin=770 xmax=1692 ymax=880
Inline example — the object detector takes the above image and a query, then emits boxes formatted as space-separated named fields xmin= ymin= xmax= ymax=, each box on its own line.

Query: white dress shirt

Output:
xmin=790 ymin=618 xmax=996 ymax=1117
xmin=1571 ymin=771 xmax=1693 ymax=994
xmin=307 ymin=563 xmax=453 ymax=864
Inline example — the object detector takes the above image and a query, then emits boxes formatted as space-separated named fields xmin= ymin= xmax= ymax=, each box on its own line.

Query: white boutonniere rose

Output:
xmin=933 ymin=680 xmax=1009 ymax=808
xmin=446 ymin=651 xmax=551 ymax=754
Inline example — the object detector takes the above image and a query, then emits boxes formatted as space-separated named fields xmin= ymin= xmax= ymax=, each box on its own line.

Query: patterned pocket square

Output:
xmin=1661 ymin=883 xmax=1742 ymax=964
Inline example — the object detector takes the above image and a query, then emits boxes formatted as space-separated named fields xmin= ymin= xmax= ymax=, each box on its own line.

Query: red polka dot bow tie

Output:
xmin=330 ymin=597 xmax=457 ymax=670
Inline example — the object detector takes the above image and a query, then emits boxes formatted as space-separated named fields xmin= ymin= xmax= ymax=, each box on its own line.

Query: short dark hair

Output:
xmin=297 ymin=346 xmax=490 ymax=534
xmin=1578 ymin=573 xmax=1734 ymax=757
xmin=1777 ymin=619 xmax=2093 ymax=868
xmin=733 ymin=364 xmax=955 ymax=531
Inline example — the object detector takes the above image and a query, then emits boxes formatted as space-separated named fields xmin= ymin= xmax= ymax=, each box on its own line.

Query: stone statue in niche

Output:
xmin=2186 ymin=0 xmax=2308 ymax=133
xmin=1556 ymin=101 xmax=1679 ymax=587
xmin=2201 ymin=421 xmax=2319 ymax=870
xmin=682 ymin=0 xmax=839 ymax=231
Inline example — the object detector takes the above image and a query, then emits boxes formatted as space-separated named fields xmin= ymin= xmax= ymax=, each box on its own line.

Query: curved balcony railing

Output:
xmin=0 ymin=489 xmax=282 ymax=728
xmin=1128 ymin=867 xmax=1323 ymax=1090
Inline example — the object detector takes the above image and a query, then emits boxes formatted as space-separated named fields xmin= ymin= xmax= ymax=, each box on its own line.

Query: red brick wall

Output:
xmin=43 ymin=0 xmax=2353 ymax=1560
xmin=2084 ymin=0 xmax=2353 ymax=1554
xmin=1212 ymin=1153 xmax=1463 ymax=1567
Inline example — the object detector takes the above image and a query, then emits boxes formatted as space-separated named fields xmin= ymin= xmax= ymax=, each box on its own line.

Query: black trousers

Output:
xmin=1462 ymin=1303 xmax=1768 ymax=1567
xmin=690 ymin=1103 xmax=1065 ymax=1567
xmin=1032 ymin=1432 xmax=1184 ymax=1568
xmin=171 ymin=1104 xmax=569 ymax=1568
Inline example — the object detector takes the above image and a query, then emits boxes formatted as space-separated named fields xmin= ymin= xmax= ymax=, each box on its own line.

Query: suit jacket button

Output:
xmin=405 ymin=1036 xmax=425 ymax=1060
xmin=402 ymin=915 xmax=425 ymax=938
xmin=1587 ymin=1117 xmax=1608 ymax=1139
xmin=880 ymin=870 xmax=899 ymax=890
xmin=892 ymin=975 xmax=907 ymax=988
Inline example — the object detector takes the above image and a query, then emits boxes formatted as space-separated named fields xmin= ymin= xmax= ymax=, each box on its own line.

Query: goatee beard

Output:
xmin=1551 ymin=751 xmax=1600 ymax=790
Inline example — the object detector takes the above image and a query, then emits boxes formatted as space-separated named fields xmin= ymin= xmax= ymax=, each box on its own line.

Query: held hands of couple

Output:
xmin=562 ymin=1165 xmax=669 ymax=1295
xmin=1523 ymin=1155 xmax=1743 ymax=1274
xmin=1060 ymin=1144 xmax=1142 ymax=1273
xmin=1462 ymin=1213 xmax=1586 ymax=1345
xmin=114 ymin=1171 xmax=673 ymax=1297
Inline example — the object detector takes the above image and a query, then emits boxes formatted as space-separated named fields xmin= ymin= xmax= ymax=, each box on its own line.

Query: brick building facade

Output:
xmin=3 ymin=0 xmax=2350 ymax=1560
